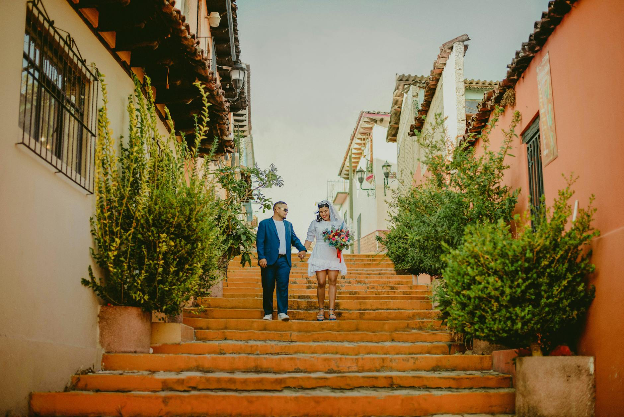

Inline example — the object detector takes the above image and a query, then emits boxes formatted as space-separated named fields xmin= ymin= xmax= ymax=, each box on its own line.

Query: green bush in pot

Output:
xmin=442 ymin=179 xmax=598 ymax=353
xmin=82 ymin=75 xmax=221 ymax=316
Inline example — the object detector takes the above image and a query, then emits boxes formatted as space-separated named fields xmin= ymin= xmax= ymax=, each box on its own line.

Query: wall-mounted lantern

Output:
xmin=382 ymin=160 xmax=393 ymax=196
xmin=230 ymin=62 xmax=246 ymax=92
xmin=356 ymin=167 xmax=375 ymax=195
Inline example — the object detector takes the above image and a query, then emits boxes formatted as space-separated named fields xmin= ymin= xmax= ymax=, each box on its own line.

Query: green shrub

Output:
xmin=83 ymin=75 xmax=221 ymax=316
xmin=212 ymin=161 xmax=283 ymax=273
xmin=442 ymin=179 xmax=598 ymax=352
xmin=380 ymin=108 xmax=520 ymax=277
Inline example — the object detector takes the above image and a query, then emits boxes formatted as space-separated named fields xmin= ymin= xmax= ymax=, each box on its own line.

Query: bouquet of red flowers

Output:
xmin=322 ymin=225 xmax=353 ymax=263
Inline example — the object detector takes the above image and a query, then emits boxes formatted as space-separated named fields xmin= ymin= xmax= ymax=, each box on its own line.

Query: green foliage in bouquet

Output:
xmin=380 ymin=108 xmax=520 ymax=277
xmin=441 ymin=178 xmax=598 ymax=352
xmin=83 ymin=75 xmax=221 ymax=316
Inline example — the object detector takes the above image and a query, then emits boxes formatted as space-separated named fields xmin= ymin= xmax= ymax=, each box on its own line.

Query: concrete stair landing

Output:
xmin=30 ymin=254 xmax=514 ymax=416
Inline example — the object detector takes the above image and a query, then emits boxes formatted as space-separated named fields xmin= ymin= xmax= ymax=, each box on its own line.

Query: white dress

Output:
xmin=306 ymin=220 xmax=348 ymax=277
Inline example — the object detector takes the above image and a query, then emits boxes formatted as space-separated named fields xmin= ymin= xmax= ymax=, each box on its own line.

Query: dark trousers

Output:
xmin=261 ymin=256 xmax=290 ymax=315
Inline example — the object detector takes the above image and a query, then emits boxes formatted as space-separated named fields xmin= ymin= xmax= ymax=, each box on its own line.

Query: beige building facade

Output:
xmin=0 ymin=0 xmax=246 ymax=414
xmin=387 ymin=35 xmax=497 ymax=191
xmin=334 ymin=112 xmax=396 ymax=254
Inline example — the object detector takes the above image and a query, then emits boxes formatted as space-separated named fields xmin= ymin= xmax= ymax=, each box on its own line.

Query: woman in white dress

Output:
xmin=304 ymin=201 xmax=348 ymax=321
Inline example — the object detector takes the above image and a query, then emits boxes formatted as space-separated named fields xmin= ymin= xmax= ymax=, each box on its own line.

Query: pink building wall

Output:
xmin=472 ymin=0 xmax=624 ymax=414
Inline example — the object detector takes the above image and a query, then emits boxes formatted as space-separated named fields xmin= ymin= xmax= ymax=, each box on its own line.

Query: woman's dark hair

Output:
xmin=316 ymin=202 xmax=330 ymax=222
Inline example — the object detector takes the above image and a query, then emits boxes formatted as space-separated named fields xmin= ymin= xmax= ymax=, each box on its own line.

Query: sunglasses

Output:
xmin=282 ymin=208 xmax=288 ymax=212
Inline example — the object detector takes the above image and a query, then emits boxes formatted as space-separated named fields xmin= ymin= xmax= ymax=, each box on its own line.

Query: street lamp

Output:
xmin=356 ymin=167 xmax=374 ymax=194
xmin=230 ymin=62 xmax=246 ymax=92
xmin=356 ymin=167 xmax=365 ymax=185
xmin=382 ymin=160 xmax=392 ymax=196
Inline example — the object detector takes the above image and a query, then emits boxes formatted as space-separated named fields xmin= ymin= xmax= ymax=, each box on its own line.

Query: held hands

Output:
xmin=259 ymin=259 xmax=268 ymax=268
xmin=298 ymin=251 xmax=306 ymax=260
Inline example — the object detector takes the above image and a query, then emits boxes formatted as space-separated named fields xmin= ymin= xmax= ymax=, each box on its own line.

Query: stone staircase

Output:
xmin=30 ymin=254 xmax=515 ymax=416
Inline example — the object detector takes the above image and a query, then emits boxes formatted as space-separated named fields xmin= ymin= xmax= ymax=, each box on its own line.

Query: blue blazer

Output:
xmin=256 ymin=218 xmax=306 ymax=267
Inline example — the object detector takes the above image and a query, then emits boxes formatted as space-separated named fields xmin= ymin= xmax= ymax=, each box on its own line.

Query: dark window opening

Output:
xmin=18 ymin=0 xmax=98 ymax=193
xmin=523 ymin=117 xmax=545 ymax=223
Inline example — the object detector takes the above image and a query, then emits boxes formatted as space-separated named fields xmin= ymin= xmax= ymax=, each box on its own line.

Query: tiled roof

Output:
xmin=386 ymin=75 xmax=427 ymax=143
xmin=464 ymin=79 xmax=499 ymax=90
xmin=464 ymin=0 xmax=578 ymax=139
xmin=69 ymin=0 xmax=244 ymax=155
xmin=207 ymin=0 xmax=248 ymax=113
xmin=409 ymin=34 xmax=470 ymax=136
xmin=339 ymin=111 xmax=390 ymax=180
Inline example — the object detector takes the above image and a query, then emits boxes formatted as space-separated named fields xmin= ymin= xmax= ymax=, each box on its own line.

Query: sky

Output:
xmin=236 ymin=0 xmax=551 ymax=235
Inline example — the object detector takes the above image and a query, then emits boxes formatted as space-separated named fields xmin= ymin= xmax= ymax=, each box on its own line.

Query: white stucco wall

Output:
xmin=0 ymin=1 xmax=170 ymax=414
xmin=346 ymin=125 xmax=396 ymax=252
xmin=442 ymin=42 xmax=466 ymax=146
xmin=422 ymin=75 xmax=445 ymax=162
xmin=396 ymin=85 xmax=424 ymax=192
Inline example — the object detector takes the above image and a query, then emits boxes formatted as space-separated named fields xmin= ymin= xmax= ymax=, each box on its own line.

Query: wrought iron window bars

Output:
xmin=523 ymin=117 xmax=545 ymax=224
xmin=18 ymin=0 xmax=98 ymax=193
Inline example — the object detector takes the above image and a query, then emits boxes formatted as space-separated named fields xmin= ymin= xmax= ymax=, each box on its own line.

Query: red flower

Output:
xmin=550 ymin=345 xmax=573 ymax=356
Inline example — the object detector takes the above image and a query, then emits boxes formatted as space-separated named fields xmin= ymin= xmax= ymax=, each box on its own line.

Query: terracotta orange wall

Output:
xmin=472 ymin=0 xmax=624 ymax=414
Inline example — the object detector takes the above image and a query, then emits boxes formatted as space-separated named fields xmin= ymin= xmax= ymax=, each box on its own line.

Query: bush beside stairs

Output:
xmin=30 ymin=254 xmax=515 ymax=416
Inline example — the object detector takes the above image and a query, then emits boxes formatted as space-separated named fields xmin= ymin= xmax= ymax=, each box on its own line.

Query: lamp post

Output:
xmin=230 ymin=62 xmax=246 ymax=92
xmin=382 ymin=160 xmax=392 ymax=196
xmin=356 ymin=167 xmax=375 ymax=194
xmin=356 ymin=168 xmax=365 ymax=186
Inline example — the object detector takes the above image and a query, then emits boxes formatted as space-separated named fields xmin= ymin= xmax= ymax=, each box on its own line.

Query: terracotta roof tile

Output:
xmin=464 ymin=0 xmax=578 ymax=140
xmin=386 ymin=74 xmax=428 ymax=143
xmin=408 ymin=34 xmax=470 ymax=136
xmin=339 ymin=111 xmax=390 ymax=179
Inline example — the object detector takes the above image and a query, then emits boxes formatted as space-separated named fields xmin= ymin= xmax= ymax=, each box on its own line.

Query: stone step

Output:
xmin=226 ymin=276 xmax=418 ymax=284
xmin=222 ymin=293 xmax=429 ymax=301
xmin=71 ymin=371 xmax=512 ymax=392
xmin=184 ymin=308 xmax=439 ymax=321
xmin=151 ymin=340 xmax=452 ymax=356
xmin=233 ymin=254 xmax=390 ymax=260
xmin=228 ymin=264 xmax=395 ymax=272
xmin=182 ymin=318 xmax=442 ymax=332
xmin=30 ymin=389 xmax=515 ymax=416
xmin=228 ymin=269 xmax=399 ymax=276
xmin=102 ymin=353 xmax=493 ymax=373
xmin=197 ymin=297 xmax=433 ymax=311
xmin=224 ymin=282 xmax=422 ymax=290
xmin=222 ymin=287 xmax=429 ymax=296
xmin=194 ymin=329 xmax=452 ymax=343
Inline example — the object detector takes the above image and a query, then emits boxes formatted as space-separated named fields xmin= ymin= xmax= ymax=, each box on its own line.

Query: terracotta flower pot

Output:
xmin=98 ymin=305 xmax=151 ymax=353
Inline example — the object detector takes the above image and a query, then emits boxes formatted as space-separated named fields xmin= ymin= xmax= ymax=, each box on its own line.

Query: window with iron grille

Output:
xmin=523 ymin=117 xmax=545 ymax=220
xmin=18 ymin=0 xmax=98 ymax=193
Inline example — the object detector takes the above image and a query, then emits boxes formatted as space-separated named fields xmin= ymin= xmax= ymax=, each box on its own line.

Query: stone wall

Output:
xmin=357 ymin=230 xmax=388 ymax=254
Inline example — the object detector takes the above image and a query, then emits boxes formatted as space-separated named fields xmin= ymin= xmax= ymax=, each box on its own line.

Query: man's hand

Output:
xmin=298 ymin=251 xmax=306 ymax=260
xmin=259 ymin=259 xmax=268 ymax=268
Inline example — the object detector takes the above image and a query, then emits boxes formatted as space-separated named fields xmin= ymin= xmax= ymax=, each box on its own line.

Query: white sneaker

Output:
xmin=263 ymin=314 xmax=273 ymax=320
xmin=277 ymin=313 xmax=290 ymax=322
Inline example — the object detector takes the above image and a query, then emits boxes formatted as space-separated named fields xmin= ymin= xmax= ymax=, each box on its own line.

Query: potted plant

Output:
xmin=442 ymin=179 xmax=598 ymax=416
xmin=82 ymin=76 xmax=221 ymax=351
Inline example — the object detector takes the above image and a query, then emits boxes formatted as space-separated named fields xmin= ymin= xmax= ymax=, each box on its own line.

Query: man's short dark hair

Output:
xmin=273 ymin=201 xmax=287 ymax=211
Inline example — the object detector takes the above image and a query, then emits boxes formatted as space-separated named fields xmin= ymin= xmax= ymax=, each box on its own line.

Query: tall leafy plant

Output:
xmin=380 ymin=108 xmax=520 ymax=277
xmin=442 ymin=179 xmax=598 ymax=353
xmin=83 ymin=75 xmax=221 ymax=316
xmin=213 ymin=159 xmax=283 ymax=271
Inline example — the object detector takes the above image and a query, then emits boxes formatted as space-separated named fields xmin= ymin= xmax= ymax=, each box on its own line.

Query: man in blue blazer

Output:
xmin=256 ymin=201 xmax=307 ymax=321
